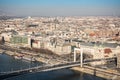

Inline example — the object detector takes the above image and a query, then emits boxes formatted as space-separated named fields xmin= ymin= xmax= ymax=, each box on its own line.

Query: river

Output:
xmin=0 ymin=54 xmax=107 ymax=80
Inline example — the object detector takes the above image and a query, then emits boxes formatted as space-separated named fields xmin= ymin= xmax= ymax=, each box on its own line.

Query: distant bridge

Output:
xmin=0 ymin=57 xmax=116 ymax=79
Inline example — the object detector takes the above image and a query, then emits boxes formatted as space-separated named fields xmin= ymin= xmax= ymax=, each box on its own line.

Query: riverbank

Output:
xmin=71 ymin=66 xmax=120 ymax=80
xmin=0 ymin=54 xmax=42 ymax=72
xmin=0 ymin=48 xmax=64 ymax=65
xmin=0 ymin=49 xmax=5 ymax=54
xmin=0 ymin=49 xmax=37 ymax=62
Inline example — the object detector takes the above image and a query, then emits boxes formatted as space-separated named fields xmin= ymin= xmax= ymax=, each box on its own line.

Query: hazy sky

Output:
xmin=0 ymin=0 xmax=120 ymax=16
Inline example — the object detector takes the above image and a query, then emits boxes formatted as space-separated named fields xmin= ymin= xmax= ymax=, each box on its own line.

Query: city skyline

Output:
xmin=0 ymin=1 xmax=120 ymax=79
xmin=0 ymin=0 xmax=120 ymax=16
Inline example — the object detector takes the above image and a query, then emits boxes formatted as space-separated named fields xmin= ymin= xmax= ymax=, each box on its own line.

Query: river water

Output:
xmin=0 ymin=54 xmax=107 ymax=80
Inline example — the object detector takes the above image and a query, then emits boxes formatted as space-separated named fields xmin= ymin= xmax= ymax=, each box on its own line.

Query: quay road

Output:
xmin=0 ymin=57 xmax=116 ymax=79
xmin=0 ymin=44 xmax=69 ymax=64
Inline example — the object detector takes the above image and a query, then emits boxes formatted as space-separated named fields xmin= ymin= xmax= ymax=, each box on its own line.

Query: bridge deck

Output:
xmin=0 ymin=57 xmax=116 ymax=79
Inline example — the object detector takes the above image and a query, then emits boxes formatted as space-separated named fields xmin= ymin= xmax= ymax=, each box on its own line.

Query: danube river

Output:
xmin=0 ymin=54 xmax=106 ymax=80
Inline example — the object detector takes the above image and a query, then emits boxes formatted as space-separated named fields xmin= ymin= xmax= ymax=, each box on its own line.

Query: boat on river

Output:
xmin=22 ymin=56 xmax=36 ymax=62
xmin=14 ymin=56 xmax=22 ymax=59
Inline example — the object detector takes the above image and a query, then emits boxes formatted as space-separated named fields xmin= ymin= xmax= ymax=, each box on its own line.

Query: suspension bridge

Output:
xmin=0 ymin=56 xmax=116 ymax=79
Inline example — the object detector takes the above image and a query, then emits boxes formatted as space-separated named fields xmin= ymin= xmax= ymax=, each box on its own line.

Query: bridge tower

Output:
xmin=74 ymin=48 xmax=83 ymax=67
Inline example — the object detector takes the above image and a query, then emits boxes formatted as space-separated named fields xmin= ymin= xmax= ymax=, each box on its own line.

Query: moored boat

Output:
xmin=14 ymin=56 xmax=22 ymax=59
xmin=22 ymin=56 xmax=36 ymax=62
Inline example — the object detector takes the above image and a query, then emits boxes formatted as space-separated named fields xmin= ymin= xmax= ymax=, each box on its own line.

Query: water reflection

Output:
xmin=6 ymin=69 xmax=106 ymax=80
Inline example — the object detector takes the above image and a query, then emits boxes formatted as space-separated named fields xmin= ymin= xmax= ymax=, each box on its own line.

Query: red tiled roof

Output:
xmin=104 ymin=48 xmax=112 ymax=54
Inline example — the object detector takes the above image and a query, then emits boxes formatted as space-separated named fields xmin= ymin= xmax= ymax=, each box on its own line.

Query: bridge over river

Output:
xmin=0 ymin=57 xmax=116 ymax=79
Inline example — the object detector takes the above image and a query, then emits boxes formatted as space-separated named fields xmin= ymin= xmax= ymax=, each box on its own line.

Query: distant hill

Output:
xmin=0 ymin=15 xmax=25 ymax=20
